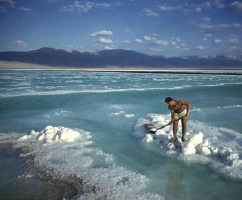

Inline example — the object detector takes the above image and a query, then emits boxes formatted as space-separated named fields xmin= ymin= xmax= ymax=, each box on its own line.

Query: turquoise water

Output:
xmin=0 ymin=144 xmax=70 ymax=199
xmin=1 ymin=70 xmax=242 ymax=199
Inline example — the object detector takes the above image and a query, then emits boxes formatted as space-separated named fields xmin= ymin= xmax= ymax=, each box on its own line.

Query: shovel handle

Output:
xmin=156 ymin=123 xmax=170 ymax=131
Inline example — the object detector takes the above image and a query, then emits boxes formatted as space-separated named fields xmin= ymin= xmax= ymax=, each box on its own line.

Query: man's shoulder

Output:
xmin=175 ymin=99 xmax=183 ymax=103
xmin=176 ymin=99 xmax=188 ymax=104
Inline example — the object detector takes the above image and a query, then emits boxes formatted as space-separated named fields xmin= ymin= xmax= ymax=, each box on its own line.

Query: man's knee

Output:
xmin=173 ymin=120 xmax=179 ymax=126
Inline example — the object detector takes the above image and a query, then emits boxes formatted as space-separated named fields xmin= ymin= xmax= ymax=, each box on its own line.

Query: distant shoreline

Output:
xmin=1 ymin=61 xmax=242 ymax=75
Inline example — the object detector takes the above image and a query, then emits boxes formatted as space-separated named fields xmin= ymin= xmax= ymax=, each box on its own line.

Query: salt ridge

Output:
xmin=135 ymin=114 xmax=242 ymax=179
xmin=14 ymin=126 xmax=164 ymax=200
xmin=1 ymin=80 xmax=242 ymax=99
xmin=0 ymin=87 xmax=187 ymax=98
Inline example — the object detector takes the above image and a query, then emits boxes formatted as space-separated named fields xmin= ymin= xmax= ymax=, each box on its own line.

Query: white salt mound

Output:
xmin=144 ymin=134 xmax=154 ymax=143
xmin=18 ymin=126 xmax=81 ymax=144
xmin=136 ymin=113 xmax=242 ymax=179
xmin=144 ymin=127 xmax=241 ymax=167
xmin=182 ymin=143 xmax=196 ymax=155
xmin=16 ymin=125 xmax=165 ymax=200
xmin=189 ymin=132 xmax=203 ymax=146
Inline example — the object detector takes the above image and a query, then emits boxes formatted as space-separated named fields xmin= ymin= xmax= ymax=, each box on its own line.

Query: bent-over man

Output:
xmin=165 ymin=97 xmax=191 ymax=142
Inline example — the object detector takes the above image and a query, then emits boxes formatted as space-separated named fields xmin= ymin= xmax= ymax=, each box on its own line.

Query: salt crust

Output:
xmin=16 ymin=126 xmax=164 ymax=200
xmin=110 ymin=110 xmax=135 ymax=118
xmin=136 ymin=114 xmax=242 ymax=179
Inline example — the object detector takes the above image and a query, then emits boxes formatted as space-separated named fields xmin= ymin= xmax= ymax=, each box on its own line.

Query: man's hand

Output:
xmin=184 ymin=114 xmax=189 ymax=119
xmin=168 ymin=119 xmax=178 ymax=125
xmin=168 ymin=120 xmax=173 ymax=125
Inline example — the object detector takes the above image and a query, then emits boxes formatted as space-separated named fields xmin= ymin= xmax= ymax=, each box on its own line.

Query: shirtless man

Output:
xmin=165 ymin=97 xmax=191 ymax=142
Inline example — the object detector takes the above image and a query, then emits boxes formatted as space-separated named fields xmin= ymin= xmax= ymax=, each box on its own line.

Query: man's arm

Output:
xmin=182 ymin=100 xmax=191 ymax=118
xmin=168 ymin=109 xmax=175 ymax=124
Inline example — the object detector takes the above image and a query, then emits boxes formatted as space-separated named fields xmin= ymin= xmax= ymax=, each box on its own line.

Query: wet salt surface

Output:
xmin=13 ymin=126 xmax=164 ymax=200
xmin=5 ymin=118 xmax=242 ymax=200
xmin=136 ymin=114 xmax=242 ymax=179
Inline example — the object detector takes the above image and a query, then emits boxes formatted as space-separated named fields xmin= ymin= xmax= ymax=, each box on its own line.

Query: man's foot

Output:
xmin=169 ymin=137 xmax=178 ymax=143
xmin=182 ymin=137 xmax=188 ymax=142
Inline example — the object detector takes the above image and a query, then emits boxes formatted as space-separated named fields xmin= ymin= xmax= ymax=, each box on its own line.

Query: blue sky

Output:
xmin=0 ymin=0 xmax=242 ymax=57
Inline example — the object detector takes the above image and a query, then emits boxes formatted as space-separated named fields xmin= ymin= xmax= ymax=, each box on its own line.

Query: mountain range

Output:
xmin=0 ymin=47 xmax=242 ymax=69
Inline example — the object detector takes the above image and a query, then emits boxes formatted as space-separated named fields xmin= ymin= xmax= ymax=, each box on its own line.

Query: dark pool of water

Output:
xmin=0 ymin=144 xmax=76 ymax=200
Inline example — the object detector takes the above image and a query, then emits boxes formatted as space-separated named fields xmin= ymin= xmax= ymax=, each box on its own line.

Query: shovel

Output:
xmin=153 ymin=123 xmax=170 ymax=133
xmin=145 ymin=122 xmax=171 ymax=133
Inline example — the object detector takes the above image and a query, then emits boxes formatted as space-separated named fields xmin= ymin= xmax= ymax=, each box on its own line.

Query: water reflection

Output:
xmin=166 ymin=159 xmax=188 ymax=200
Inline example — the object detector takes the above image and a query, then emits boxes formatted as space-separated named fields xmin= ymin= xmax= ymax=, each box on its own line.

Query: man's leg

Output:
xmin=173 ymin=120 xmax=179 ymax=139
xmin=181 ymin=117 xmax=187 ymax=141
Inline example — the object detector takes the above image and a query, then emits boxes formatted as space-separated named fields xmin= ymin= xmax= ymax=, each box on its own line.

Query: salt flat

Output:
xmin=1 ymin=61 xmax=242 ymax=75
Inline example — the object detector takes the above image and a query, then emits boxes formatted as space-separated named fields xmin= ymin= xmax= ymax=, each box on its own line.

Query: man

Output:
xmin=165 ymin=97 xmax=191 ymax=142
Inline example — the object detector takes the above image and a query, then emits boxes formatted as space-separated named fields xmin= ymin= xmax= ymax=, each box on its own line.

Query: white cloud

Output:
xmin=148 ymin=47 xmax=161 ymax=52
xmin=195 ymin=46 xmax=205 ymax=50
xmin=18 ymin=6 xmax=33 ymax=12
xmin=98 ymin=37 xmax=113 ymax=44
xmin=214 ymin=0 xmax=225 ymax=9
xmin=143 ymin=35 xmax=152 ymax=41
xmin=228 ymin=46 xmax=238 ymax=51
xmin=171 ymin=37 xmax=181 ymax=42
xmin=183 ymin=47 xmax=190 ymax=51
xmin=202 ymin=33 xmax=212 ymax=37
xmin=48 ymin=0 xmax=58 ymax=3
xmin=191 ymin=20 xmax=242 ymax=32
xmin=0 ymin=0 xmax=15 ymax=13
xmin=158 ymin=2 xmax=211 ymax=14
xmin=143 ymin=8 xmax=159 ymax=17
xmin=90 ymin=30 xmax=113 ymax=37
xmin=90 ymin=29 xmax=114 ymax=47
xmin=202 ymin=17 xmax=210 ymax=22
xmin=95 ymin=2 xmax=113 ymax=9
xmin=227 ymin=37 xmax=239 ymax=45
xmin=158 ymin=5 xmax=182 ymax=11
xmin=60 ymin=1 xmax=118 ymax=13
xmin=122 ymin=40 xmax=131 ymax=44
xmin=214 ymin=39 xmax=222 ymax=45
xmin=158 ymin=1 xmax=226 ymax=14
xmin=0 ymin=0 xmax=15 ymax=7
xmin=0 ymin=6 xmax=7 ymax=13
xmin=198 ymin=1 xmax=212 ymax=10
xmin=169 ymin=37 xmax=184 ymax=49
xmin=154 ymin=39 xmax=168 ymax=46
xmin=143 ymin=35 xmax=158 ymax=42
xmin=228 ymin=1 xmax=242 ymax=11
xmin=12 ymin=40 xmax=28 ymax=48
xmin=202 ymin=37 xmax=208 ymax=41
xmin=170 ymin=41 xmax=177 ymax=46
xmin=104 ymin=45 xmax=114 ymax=50
xmin=134 ymin=38 xmax=143 ymax=43
xmin=60 ymin=1 xmax=93 ymax=13
xmin=196 ymin=7 xmax=202 ymax=12
xmin=133 ymin=35 xmax=185 ymax=49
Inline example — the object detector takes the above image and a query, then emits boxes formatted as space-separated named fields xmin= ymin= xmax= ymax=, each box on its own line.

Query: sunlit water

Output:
xmin=1 ymin=70 xmax=242 ymax=199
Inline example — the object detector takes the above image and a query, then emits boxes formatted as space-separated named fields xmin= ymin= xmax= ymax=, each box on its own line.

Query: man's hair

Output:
xmin=165 ymin=97 xmax=173 ymax=103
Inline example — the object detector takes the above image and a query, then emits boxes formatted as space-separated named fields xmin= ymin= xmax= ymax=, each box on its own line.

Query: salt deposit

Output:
xmin=18 ymin=126 xmax=82 ymax=143
xmin=136 ymin=114 xmax=242 ymax=179
xmin=15 ymin=126 xmax=164 ymax=200
xmin=125 ymin=114 xmax=135 ymax=118
xmin=181 ymin=143 xmax=196 ymax=155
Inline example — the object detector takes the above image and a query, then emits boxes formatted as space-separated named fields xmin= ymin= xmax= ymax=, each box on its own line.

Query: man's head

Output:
xmin=165 ymin=97 xmax=175 ymax=106
xmin=165 ymin=97 xmax=173 ymax=103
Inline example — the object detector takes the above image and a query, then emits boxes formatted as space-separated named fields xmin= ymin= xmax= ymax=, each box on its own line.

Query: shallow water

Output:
xmin=0 ymin=144 xmax=75 ymax=200
xmin=1 ymin=70 xmax=242 ymax=199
